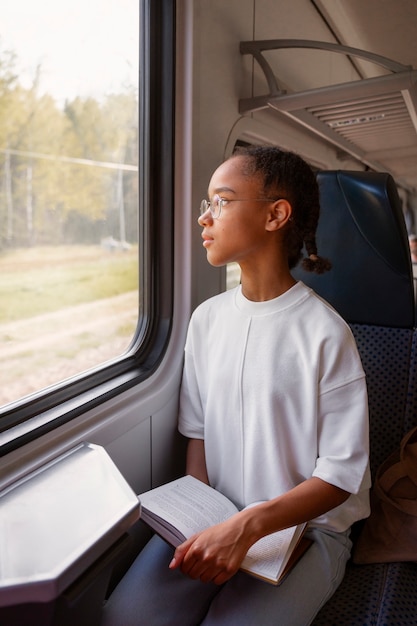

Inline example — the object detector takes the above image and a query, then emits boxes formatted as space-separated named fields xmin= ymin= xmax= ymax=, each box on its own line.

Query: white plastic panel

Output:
xmin=0 ymin=443 xmax=140 ymax=606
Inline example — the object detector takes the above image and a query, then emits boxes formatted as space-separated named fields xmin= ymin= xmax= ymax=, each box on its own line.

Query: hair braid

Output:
xmin=233 ymin=145 xmax=331 ymax=274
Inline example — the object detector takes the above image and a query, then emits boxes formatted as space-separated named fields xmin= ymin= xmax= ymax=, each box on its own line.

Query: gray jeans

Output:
xmin=101 ymin=527 xmax=351 ymax=626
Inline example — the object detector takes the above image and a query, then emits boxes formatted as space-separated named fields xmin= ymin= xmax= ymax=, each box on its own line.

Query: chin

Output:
xmin=207 ymin=256 xmax=228 ymax=268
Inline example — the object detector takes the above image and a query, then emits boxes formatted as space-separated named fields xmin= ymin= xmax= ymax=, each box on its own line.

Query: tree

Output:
xmin=0 ymin=46 xmax=139 ymax=248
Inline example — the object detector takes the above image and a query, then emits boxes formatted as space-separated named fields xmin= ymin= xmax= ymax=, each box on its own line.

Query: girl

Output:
xmin=101 ymin=146 xmax=370 ymax=626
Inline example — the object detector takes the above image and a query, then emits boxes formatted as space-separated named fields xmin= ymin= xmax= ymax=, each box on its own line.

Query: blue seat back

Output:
xmin=309 ymin=172 xmax=417 ymax=626
xmin=292 ymin=170 xmax=416 ymax=479
xmin=292 ymin=170 xmax=414 ymax=328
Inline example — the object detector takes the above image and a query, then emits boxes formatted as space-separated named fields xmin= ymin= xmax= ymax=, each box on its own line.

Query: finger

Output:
xmin=169 ymin=534 xmax=200 ymax=570
xmin=169 ymin=546 xmax=186 ymax=569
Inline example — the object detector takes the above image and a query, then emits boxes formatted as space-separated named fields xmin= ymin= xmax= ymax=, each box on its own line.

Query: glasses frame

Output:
xmin=199 ymin=194 xmax=278 ymax=219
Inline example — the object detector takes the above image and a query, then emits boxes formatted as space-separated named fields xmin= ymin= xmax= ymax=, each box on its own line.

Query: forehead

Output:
xmin=208 ymin=156 xmax=262 ymax=195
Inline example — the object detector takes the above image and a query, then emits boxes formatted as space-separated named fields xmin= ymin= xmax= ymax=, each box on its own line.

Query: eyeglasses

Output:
xmin=199 ymin=194 xmax=278 ymax=219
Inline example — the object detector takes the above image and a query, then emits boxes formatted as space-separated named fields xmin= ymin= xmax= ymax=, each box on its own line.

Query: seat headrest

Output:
xmin=291 ymin=170 xmax=414 ymax=328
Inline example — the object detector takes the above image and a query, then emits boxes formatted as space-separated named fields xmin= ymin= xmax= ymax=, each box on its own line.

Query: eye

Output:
xmin=215 ymin=195 xmax=230 ymax=207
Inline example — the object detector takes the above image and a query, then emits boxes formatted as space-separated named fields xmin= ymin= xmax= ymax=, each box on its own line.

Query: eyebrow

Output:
xmin=210 ymin=186 xmax=236 ymax=195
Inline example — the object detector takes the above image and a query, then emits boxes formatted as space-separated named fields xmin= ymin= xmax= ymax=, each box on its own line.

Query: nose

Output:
xmin=198 ymin=208 xmax=213 ymax=226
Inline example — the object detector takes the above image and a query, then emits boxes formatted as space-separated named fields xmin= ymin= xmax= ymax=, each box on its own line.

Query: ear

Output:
xmin=265 ymin=199 xmax=292 ymax=232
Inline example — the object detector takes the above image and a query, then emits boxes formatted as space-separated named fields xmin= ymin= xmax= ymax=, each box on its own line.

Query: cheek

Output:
xmin=229 ymin=221 xmax=264 ymax=244
xmin=218 ymin=224 xmax=263 ymax=258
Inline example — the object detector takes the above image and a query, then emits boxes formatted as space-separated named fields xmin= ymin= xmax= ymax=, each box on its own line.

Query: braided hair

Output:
xmin=233 ymin=145 xmax=331 ymax=274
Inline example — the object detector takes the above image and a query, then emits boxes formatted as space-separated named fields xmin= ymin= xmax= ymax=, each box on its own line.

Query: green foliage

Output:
xmin=0 ymin=49 xmax=139 ymax=248
xmin=0 ymin=245 xmax=138 ymax=323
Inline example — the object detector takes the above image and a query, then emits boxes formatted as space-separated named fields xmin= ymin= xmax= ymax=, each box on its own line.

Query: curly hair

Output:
xmin=232 ymin=145 xmax=331 ymax=273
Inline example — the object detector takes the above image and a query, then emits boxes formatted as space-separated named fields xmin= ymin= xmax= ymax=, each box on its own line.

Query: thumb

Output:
xmin=169 ymin=541 xmax=188 ymax=569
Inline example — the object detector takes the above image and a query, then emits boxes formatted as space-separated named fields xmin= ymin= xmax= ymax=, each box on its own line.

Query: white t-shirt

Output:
xmin=178 ymin=282 xmax=371 ymax=532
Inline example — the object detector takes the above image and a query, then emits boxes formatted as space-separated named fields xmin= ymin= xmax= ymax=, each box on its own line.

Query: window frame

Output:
xmin=0 ymin=0 xmax=175 ymax=453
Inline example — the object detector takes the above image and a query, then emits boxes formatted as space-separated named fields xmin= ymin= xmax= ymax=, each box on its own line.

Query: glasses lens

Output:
xmin=211 ymin=195 xmax=222 ymax=218
xmin=200 ymin=196 xmax=221 ymax=218
xmin=200 ymin=199 xmax=209 ymax=216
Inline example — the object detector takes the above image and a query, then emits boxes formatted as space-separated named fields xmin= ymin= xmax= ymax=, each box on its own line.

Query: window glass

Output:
xmin=226 ymin=263 xmax=241 ymax=290
xmin=0 ymin=0 xmax=139 ymax=407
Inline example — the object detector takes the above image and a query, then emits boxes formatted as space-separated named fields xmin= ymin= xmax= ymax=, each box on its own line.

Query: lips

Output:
xmin=202 ymin=233 xmax=214 ymax=247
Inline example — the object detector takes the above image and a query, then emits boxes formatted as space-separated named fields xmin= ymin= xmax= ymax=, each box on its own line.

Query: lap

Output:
xmin=101 ymin=528 xmax=351 ymax=626
xmin=101 ymin=535 xmax=219 ymax=626
xmin=201 ymin=528 xmax=352 ymax=626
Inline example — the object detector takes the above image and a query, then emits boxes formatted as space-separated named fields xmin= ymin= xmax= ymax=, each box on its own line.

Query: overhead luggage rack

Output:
xmin=240 ymin=40 xmax=417 ymax=190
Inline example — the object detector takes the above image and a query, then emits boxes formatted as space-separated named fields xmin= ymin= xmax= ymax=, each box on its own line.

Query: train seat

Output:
xmin=292 ymin=170 xmax=417 ymax=625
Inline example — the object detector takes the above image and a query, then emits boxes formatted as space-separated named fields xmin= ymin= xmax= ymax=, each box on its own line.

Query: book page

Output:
xmin=139 ymin=476 xmax=239 ymax=543
xmin=241 ymin=525 xmax=304 ymax=583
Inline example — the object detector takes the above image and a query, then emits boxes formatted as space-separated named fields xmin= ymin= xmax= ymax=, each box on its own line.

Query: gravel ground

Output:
xmin=0 ymin=292 xmax=138 ymax=407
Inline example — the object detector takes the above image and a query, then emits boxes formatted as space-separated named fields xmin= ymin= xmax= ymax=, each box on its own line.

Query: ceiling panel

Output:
xmin=240 ymin=3 xmax=417 ymax=191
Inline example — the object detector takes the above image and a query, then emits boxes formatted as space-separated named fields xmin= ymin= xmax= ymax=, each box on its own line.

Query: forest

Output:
xmin=0 ymin=48 xmax=139 ymax=250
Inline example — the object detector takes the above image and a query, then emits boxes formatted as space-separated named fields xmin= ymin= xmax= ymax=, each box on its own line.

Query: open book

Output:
xmin=138 ymin=475 xmax=311 ymax=585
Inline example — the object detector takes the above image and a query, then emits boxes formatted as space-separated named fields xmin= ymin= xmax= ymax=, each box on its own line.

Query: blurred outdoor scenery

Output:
xmin=0 ymin=0 xmax=139 ymax=406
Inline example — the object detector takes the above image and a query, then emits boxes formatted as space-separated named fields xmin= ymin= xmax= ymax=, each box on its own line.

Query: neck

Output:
xmin=236 ymin=235 xmax=296 ymax=301
xmin=240 ymin=268 xmax=296 ymax=302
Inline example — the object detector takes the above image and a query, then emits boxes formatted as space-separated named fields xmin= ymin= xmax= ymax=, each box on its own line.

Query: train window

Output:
xmin=227 ymin=263 xmax=241 ymax=290
xmin=0 ymin=1 xmax=174 ymax=440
